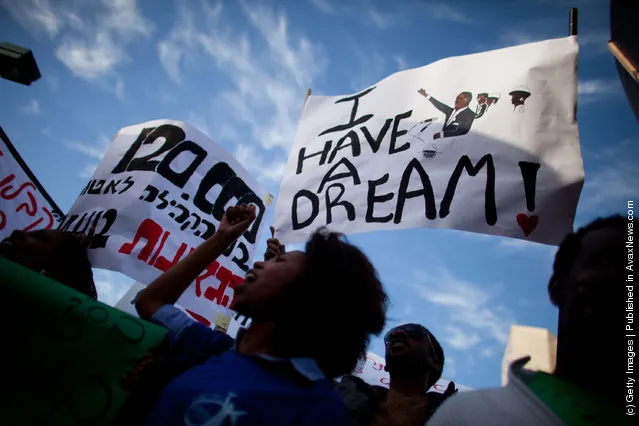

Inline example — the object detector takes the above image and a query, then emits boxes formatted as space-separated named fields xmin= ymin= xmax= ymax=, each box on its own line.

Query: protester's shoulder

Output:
xmin=305 ymin=382 xmax=351 ymax=426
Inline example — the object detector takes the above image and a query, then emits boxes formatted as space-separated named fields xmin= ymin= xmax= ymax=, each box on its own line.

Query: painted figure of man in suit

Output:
xmin=417 ymin=89 xmax=475 ymax=139
xmin=475 ymin=92 xmax=489 ymax=118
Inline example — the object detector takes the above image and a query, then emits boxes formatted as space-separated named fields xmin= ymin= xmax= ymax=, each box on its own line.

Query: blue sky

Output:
xmin=1 ymin=0 xmax=637 ymax=389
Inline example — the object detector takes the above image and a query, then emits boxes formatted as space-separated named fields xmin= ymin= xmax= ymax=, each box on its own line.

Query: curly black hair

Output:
xmin=272 ymin=229 xmax=388 ymax=379
xmin=548 ymin=214 xmax=631 ymax=306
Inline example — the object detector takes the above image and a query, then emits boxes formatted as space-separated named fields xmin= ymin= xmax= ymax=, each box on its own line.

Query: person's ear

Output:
xmin=548 ymin=276 xmax=564 ymax=307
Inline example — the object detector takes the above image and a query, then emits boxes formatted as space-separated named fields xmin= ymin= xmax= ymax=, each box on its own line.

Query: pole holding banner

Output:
xmin=303 ymin=88 xmax=312 ymax=109
xmin=569 ymin=8 xmax=578 ymax=36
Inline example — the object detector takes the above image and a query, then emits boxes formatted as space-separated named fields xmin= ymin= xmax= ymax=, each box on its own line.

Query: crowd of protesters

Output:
xmin=0 ymin=202 xmax=634 ymax=426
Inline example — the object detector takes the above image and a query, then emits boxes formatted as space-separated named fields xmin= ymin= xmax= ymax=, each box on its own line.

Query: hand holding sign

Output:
xmin=418 ymin=88 xmax=428 ymax=97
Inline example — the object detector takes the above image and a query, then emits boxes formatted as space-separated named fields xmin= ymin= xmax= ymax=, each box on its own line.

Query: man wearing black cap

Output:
xmin=335 ymin=323 xmax=456 ymax=426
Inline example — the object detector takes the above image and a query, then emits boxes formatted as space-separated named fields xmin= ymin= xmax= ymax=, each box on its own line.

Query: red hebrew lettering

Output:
xmin=23 ymin=217 xmax=44 ymax=232
xmin=41 ymin=207 xmax=54 ymax=230
xmin=227 ymin=275 xmax=244 ymax=309
xmin=366 ymin=356 xmax=384 ymax=371
xmin=353 ymin=365 xmax=364 ymax=374
xmin=432 ymin=383 xmax=444 ymax=392
xmin=154 ymin=242 xmax=189 ymax=272
xmin=0 ymin=211 xmax=6 ymax=231
xmin=185 ymin=309 xmax=211 ymax=327
xmin=16 ymin=191 xmax=37 ymax=216
xmin=149 ymin=230 xmax=170 ymax=266
xmin=203 ymin=265 xmax=233 ymax=306
xmin=380 ymin=377 xmax=390 ymax=386
xmin=0 ymin=174 xmax=15 ymax=190
xmin=119 ymin=218 xmax=163 ymax=262
xmin=0 ymin=181 xmax=36 ymax=200
xmin=195 ymin=261 xmax=220 ymax=297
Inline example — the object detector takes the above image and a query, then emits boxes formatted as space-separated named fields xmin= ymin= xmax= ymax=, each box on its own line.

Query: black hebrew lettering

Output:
xmin=193 ymin=162 xmax=236 ymax=214
xmin=105 ymin=179 xmax=121 ymax=194
xmin=126 ymin=124 xmax=186 ymax=173
xmin=198 ymin=219 xmax=216 ymax=239
xmin=110 ymin=315 xmax=146 ymax=343
xmin=80 ymin=180 xmax=92 ymax=196
xmin=325 ymin=183 xmax=355 ymax=225
xmin=231 ymin=241 xmax=250 ymax=272
xmin=189 ymin=213 xmax=202 ymax=232
xmin=395 ymin=158 xmax=437 ymax=224
xmin=157 ymin=140 xmax=208 ymax=188
xmin=361 ymin=119 xmax=392 ymax=154
xmin=169 ymin=204 xmax=190 ymax=224
xmin=292 ymin=190 xmax=319 ymax=230
xmin=156 ymin=190 xmax=170 ymax=210
xmin=317 ymin=157 xmax=361 ymax=193
xmin=296 ymin=140 xmax=333 ymax=175
xmin=518 ymin=161 xmax=541 ymax=212
xmin=236 ymin=192 xmax=266 ymax=245
xmin=389 ymin=110 xmax=413 ymax=154
xmin=88 ymin=180 xmax=106 ymax=195
xmin=72 ymin=211 xmax=97 ymax=233
xmin=328 ymin=130 xmax=360 ymax=164
xmin=89 ymin=209 xmax=117 ymax=249
xmin=318 ymin=87 xmax=376 ymax=136
xmin=440 ymin=154 xmax=497 ymax=225
xmin=139 ymin=185 xmax=160 ymax=202
xmin=366 ymin=173 xmax=394 ymax=223
xmin=59 ymin=214 xmax=79 ymax=232
xmin=212 ymin=176 xmax=251 ymax=220
xmin=118 ymin=176 xmax=135 ymax=194
xmin=112 ymin=127 xmax=157 ymax=174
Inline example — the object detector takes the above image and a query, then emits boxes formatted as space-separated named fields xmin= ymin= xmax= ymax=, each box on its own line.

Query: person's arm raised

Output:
xmin=136 ymin=204 xmax=257 ymax=320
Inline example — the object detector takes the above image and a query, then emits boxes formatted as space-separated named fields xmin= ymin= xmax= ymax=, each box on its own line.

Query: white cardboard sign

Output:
xmin=0 ymin=127 xmax=64 ymax=239
xmin=274 ymin=37 xmax=583 ymax=246
xmin=64 ymin=120 xmax=269 ymax=326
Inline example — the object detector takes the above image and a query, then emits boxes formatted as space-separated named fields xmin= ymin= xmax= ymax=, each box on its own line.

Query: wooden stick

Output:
xmin=609 ymin=41 xmax=639 ymax=83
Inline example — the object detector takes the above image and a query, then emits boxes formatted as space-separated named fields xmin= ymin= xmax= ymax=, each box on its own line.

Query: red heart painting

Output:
xmin=516 ymin=213 xmax=539 ymax=237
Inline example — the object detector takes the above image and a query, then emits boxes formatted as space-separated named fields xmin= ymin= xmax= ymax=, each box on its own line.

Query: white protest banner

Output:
xmin=0 ymin=127 xmax=64 ymax=239
xmin=351 ymin=351 xmax=472 ymax=394
xmin=274 ymin=37 xmax=584 ymax=245
xmin=63 ymin=120 xmax=270 ymax=326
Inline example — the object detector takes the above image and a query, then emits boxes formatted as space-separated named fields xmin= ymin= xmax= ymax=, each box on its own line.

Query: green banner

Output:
xmin=0 ymin=258 xmax=167 ymax=426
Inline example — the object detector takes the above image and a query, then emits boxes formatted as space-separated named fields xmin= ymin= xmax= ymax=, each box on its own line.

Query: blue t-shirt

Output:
xmin=146 ymin=305 xmax=349 ymax=426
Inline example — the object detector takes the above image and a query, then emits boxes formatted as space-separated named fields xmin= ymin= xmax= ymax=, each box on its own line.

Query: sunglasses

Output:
xmin=384 ymin=324 xmax=440 ymax=364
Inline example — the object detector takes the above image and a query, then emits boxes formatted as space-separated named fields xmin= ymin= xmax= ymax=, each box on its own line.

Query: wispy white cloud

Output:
xmin=578 ymin=79 xmax=621 ymax=104
xmin=22 ymin=99 xmax=40 ymax=115
xmin=4 ymin=0 xmax=153 ymax=83
xmin=234 ymin=144 xmax=287 ymax=182
xmin=578 ymin=160 xmax=639 ymax=214
xmin=309 ymin=0 xmax=333 ymax=13
xmin=394 ymin=55 xmax=408 ymax=71
xmin=156 ymin=0 xmax=326 ymax=185
xmin=426 ymin=4 xmax=470 ymax=23
xmin=445 ymin=326 xmax=481 ymax=350
xmin=64 ymin=135 xmax=111 ymax=160
xmin=114 ymin=77 xmax=125 ymax=101
xmin=79 ymin=164 xmax=98 ymax=179
xmin=411 ymin=264 xmax=516 ymax=348
xmin=368 ymin=7 xmax=391 ymax=29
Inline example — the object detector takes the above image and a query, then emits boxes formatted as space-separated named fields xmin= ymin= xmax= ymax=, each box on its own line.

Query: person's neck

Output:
xmin=389 ymin=373 xmax=428 ymax=397
xmin=554 ymin=331 xmax=607 ymax=397
xmin=236 ymin=320 xmax=278 ymax=357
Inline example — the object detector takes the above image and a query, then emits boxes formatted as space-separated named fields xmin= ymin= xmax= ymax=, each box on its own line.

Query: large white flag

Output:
xmin=274 ymin=37 xmax=583 ymax=245
xmin=64 ymin=120 xmax=271 ymax=326
xmin=0 ymin=127 xmax=64 ymax=239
